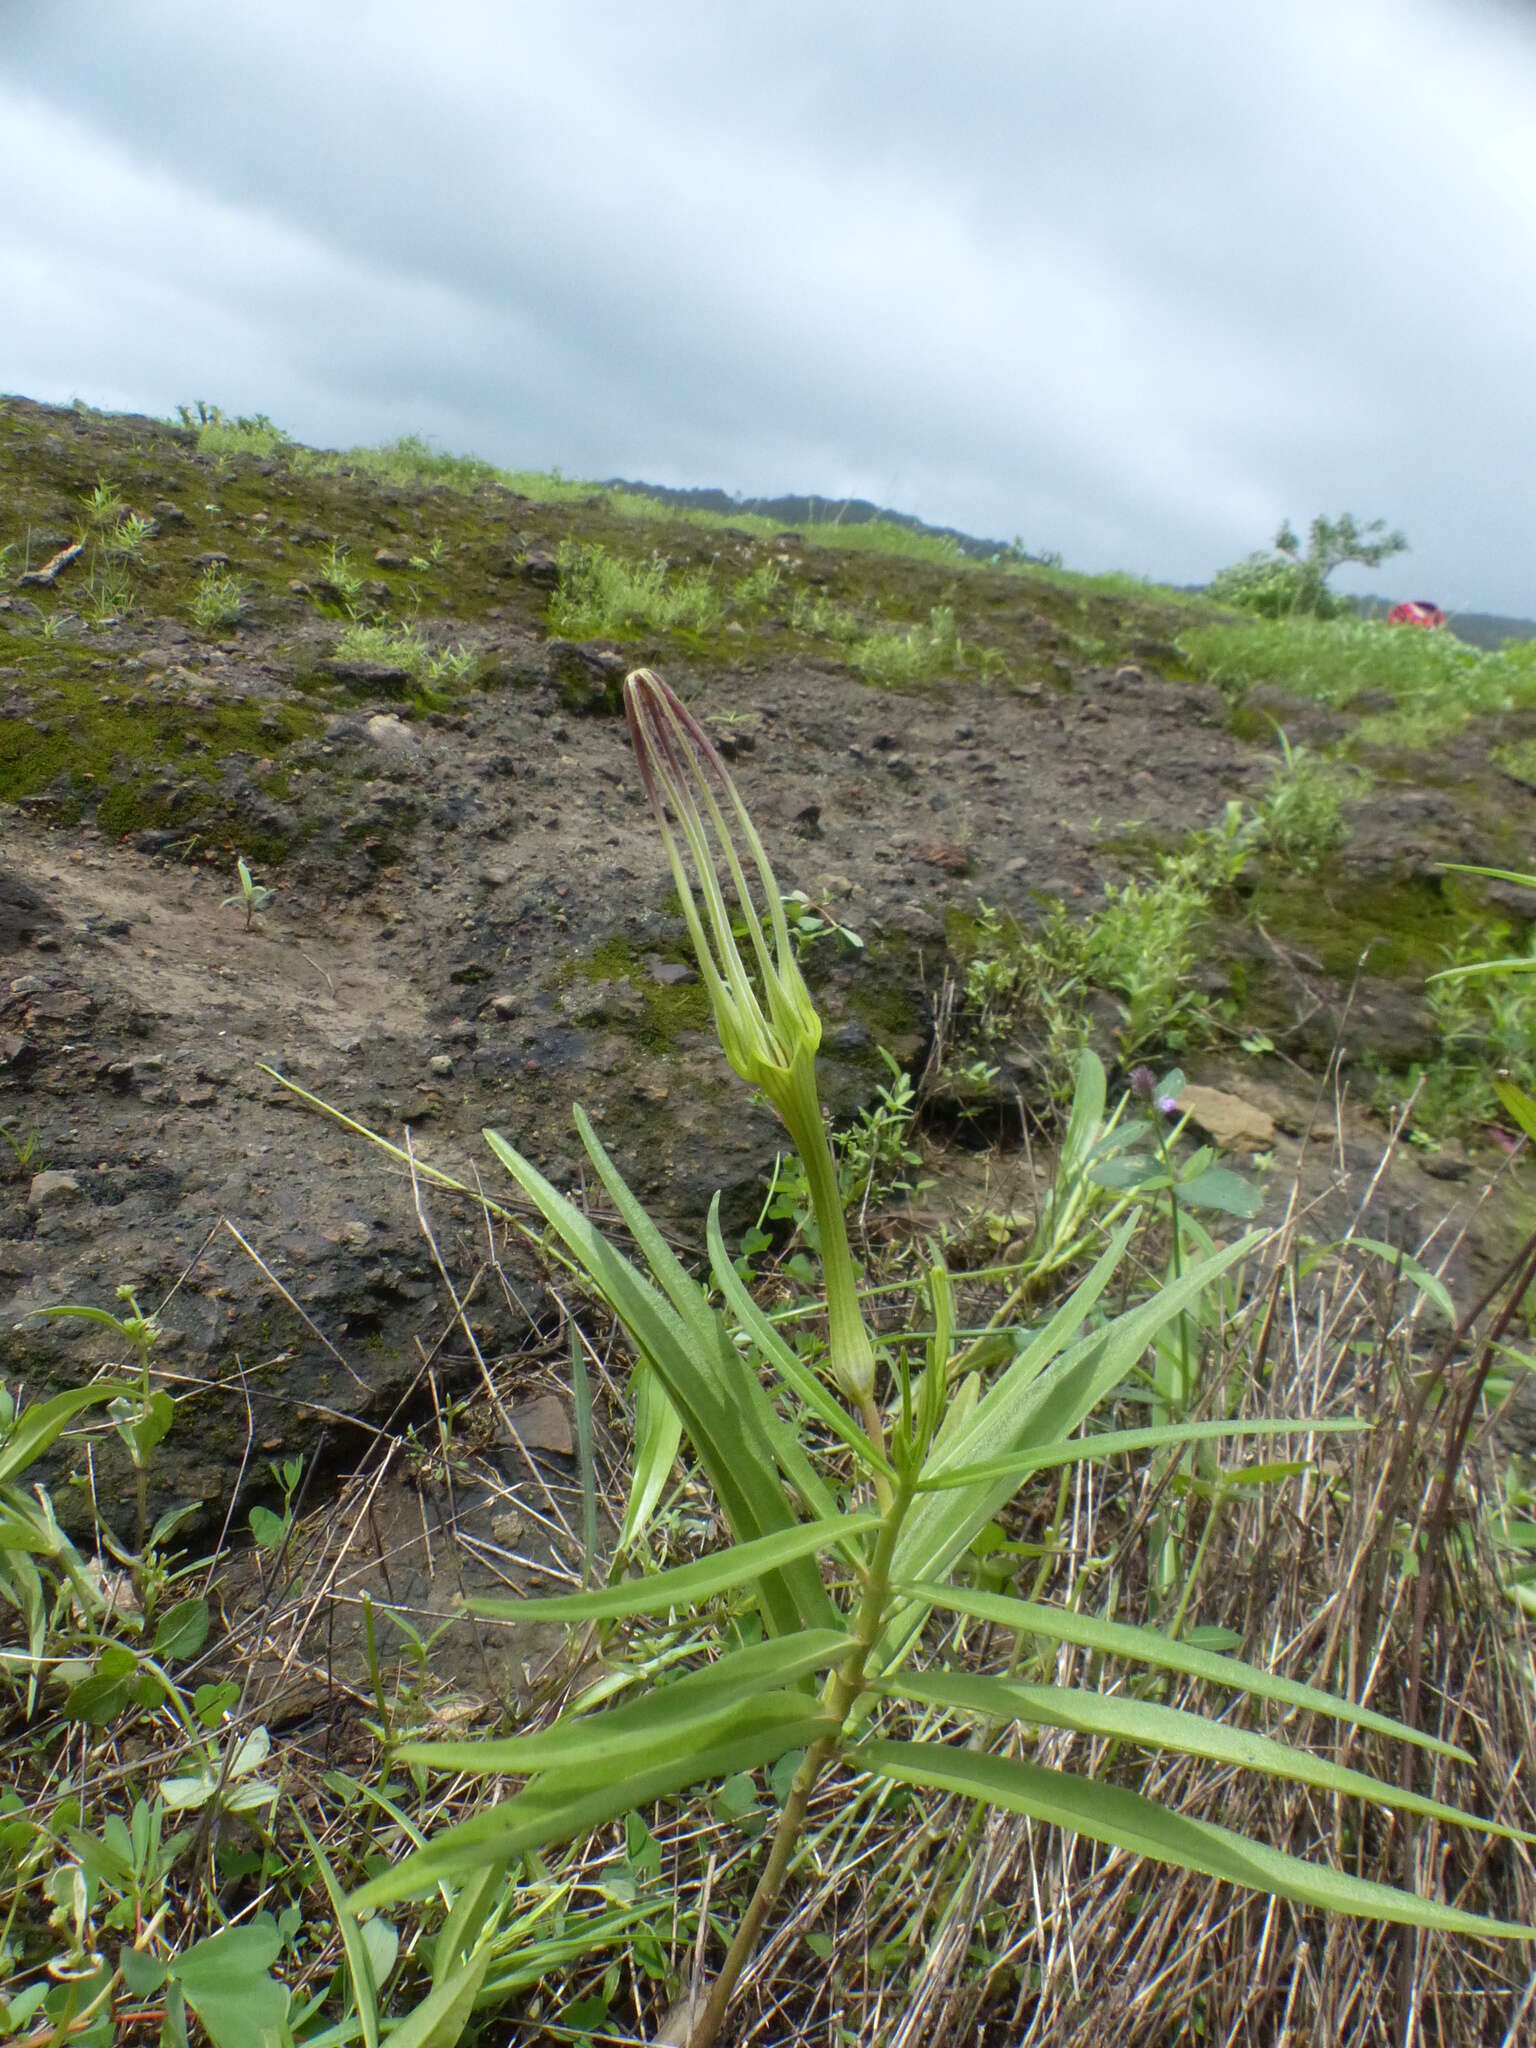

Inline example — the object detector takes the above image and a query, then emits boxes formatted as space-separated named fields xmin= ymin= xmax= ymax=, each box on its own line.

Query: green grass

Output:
xmin=190 ymin=564 xmax=244 ymax=630
xmin=334 ymin=618 xmax=476 ymax=685
xmin=784 ymin=591 xmax=993 ymax=686
xmin=305 ymin=433 xmax=502 ymax=492
xmin=164 ymin=410 xmax=1062 ymax=573
xmin=850 ymin=603 xmax=979 ymax=686
xmin=1011 ymin=560 xmax=1201 ymax=606
xmin=548 ymin=540 xmax=723 ymax=638
xmin=1180 ymin=616 xmax=1536 ymax=745
xmin=194 ymin=412 xmax=292 ymax=461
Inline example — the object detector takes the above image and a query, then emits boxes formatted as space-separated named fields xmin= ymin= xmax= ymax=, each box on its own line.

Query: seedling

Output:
xmin=249 ymin=1456 xmax=303 ymax=1553
xmin=105 ymin=512 xmax=153 ymax=559
xmin=0 ymin=1123 xmax=42 ymax=1174
xmin=29 ymin=1285 xmax=168 ymax=1550
xmin=223 ymin=855 xmax=273 ymax=932
xmin=80 ymin=478 xmax=124 ymax=530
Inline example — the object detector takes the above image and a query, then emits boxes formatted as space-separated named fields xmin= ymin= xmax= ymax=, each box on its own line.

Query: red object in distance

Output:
xmin=1387 ymin=600 xmax=1446 ymax=629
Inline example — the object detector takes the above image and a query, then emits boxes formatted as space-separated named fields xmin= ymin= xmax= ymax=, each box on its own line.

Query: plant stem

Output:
xmin=791 ymin=1089 xmax=877 ymax=1407
xmin=688 ymin=1480 xmax=911 ymax=2047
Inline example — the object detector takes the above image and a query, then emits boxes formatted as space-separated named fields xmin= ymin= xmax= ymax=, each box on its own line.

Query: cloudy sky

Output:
xmin=4 ymin=2 xmax=1534 ymax=612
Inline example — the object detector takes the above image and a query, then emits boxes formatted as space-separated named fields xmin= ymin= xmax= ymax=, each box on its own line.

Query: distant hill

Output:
xmin=602 ymin=478 xmax=1025 ymax=562
xmin=606 ymin=478 xmax=1536 ymax=642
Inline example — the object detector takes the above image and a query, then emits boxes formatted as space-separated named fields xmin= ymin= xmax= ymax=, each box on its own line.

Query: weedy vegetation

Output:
xmin=191 ymin=564 xmax=245 ymax=630
xmin=1182 ymin=616 xmax=1536 ymax=747
xmin=548 ymin=540 xmax=724 ymax=638
xmin=939 ymin=742 xmax=1355 ymax=1107
xmin=333 ymin=617 xmax=476 ymax=687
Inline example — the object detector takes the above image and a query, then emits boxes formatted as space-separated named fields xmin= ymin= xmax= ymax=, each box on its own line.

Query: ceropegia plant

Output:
xmin=347 ymin=667 xmax=1532 ymax=2046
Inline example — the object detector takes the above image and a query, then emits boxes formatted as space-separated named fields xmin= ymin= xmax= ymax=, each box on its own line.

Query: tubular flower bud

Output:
xmin=624 ymin=667 xmax=875 ymax=1405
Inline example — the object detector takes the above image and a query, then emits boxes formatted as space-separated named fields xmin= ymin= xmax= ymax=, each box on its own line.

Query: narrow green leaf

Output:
xmin=667 ymin=1627 xmax=853 ymax=1701
xmin=294 ymin=1809 xmax=384 ymax=2048
xmin=350 ymin=1715 xmax=834 ymax=1912
xmin=1058 ymin=1048 xmax=1107 ymax=1183
xmin=0 ymin=1381 xmax=136 ymax=1487
xmin=572 ymin=1102 xmax=718 ymax=1349
xmin=483 ymin=1124 xmax=834 ymax=1636
xmin=1495 ymin=1079 xmax=1536 ymax=1146
xmin=896 ymin=1580 xmax=1470 ymax=1761
xmin=891 ymin=1227 xmax=1260 ymax=1623
xmin=431 ymin=1862 xmax=507 ymax=1986
xmin=1429 ymin=955 xmax=1536 ymax=984
xmin=381 ymin=1948 xmax=490 ymax=2048
xmin=1437 ymin=862 xmax=1536 ymax=892
xmin=1347 ymin=1237 xmax=1456 ymax=1322
xmin=861 ymin=1741 xmax=1532 ymax=1939
xmin=615 ymin=1361 xmax=682 ymax=1557
xmin=397 ymin=1684 xmax=821 ymax=1780
xmin=912 ymin=1416 xmax=1365 ymax=1492
xmin=874 ymin=1669 xmax=1534 ymax=1844
xmin=569 ymin=1323 xmax=597 ymax=1588
xmin=472 ymin=1513 xmax=877 ymax=1624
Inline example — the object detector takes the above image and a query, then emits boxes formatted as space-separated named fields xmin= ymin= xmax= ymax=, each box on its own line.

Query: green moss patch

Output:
xmin=1248 ymin=870 xmax=1489 ymax=982
xmin=0 ymin=636 xmax=320 ymax=855
xmin=566 ymin=934 xmax=714 ymax=1045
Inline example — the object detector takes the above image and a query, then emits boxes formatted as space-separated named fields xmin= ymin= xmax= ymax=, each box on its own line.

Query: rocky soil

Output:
xmin=4 ymin=394 xmax=1535 ymax=1536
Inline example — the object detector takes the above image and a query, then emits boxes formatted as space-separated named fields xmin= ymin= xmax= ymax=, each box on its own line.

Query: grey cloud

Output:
xmin=4 ymin=0 xmax=1533 ymax=609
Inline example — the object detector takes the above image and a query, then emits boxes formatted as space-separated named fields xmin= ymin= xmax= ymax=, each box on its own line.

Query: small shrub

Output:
xmin=953 ymin=808 xmax=1259 ymax=1100
xmin=84 ymin=560 xmax=134 ymax=623
xmin=1382 ymin=924 xmax=1536 ymax=1138
xmin=104 ymin=511 xmax=153 ymax=559
xmin=789 ymin=587 xmax=862 ymax=642
xmin=314 ymin=542 xmax=366 ymax=605
xmin=1207 ymin=550 xmax=1334 ymax=620
xmin=735 ymin=560 xmax=782 ymax=610
xmin=1209 ymin=512 xmax=1407 ymax=620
